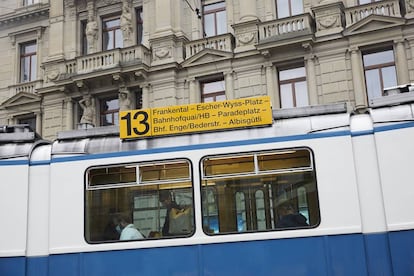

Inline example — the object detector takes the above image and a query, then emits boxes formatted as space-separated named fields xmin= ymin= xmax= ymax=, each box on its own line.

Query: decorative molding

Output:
xmin=154 ymin=47 xmax=171 ymax=59
xmin=237 ymin=32 xmax=255 ymax=45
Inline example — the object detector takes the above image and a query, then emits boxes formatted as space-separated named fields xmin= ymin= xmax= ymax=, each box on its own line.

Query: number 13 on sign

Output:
xmin=119 ymin=109 xmax=152 ymax=139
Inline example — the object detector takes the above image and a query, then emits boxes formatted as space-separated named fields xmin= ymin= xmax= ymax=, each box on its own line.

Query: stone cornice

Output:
xmin=0 ymin=3 xmax=49 ymax=27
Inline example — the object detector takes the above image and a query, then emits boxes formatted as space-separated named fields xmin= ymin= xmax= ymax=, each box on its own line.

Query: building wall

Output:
xmin=0 ymin=0 xmax=413 ymax=139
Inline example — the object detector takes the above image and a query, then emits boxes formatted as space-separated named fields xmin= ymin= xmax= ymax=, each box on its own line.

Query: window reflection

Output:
xmin=201 ymin=78 xmax=226 ymax=102
xmin=363 ymin=49 xmax=397 ymax=101
xmin=279 ymin=66 xmax=308 ymax=108
xmin=277 ymin=0 xmax=303 ymax=18
xmin=20 ymin=42 xmax=37 ymax=83
xmin=103 ymin=18 xmax=122 ymax=50
xmin=203 ymin=2 xmax=227 ymax=37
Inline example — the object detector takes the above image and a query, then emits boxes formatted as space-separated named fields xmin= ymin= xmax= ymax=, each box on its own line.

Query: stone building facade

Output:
xmin=0 ymin=0 xmax=414 ymax=139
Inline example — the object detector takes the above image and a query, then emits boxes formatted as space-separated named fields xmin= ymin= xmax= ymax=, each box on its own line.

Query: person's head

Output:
xmin=148 ymin=231 xmax=161 ymax=238
xmin=159 ymin=190 xmax=172 ymax=207
xmin=117 ymin=215 xmax=132 ymax=227
xmin=278 ymin=204 xmax=295 ymax=217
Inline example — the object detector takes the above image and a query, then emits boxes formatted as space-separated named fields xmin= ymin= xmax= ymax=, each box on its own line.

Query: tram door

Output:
xmin=234 ymin=184 xmax=271 ymax=232
xmin=213 ymin=178 xmax=275 ymax=233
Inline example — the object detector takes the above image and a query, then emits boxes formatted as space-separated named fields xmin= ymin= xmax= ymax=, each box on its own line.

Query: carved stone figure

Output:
xmin=79 ymin=96 xmax=96 ymax=127
xmin=120 ymin=0 xmax=133 ymax=46
xmin=85 ymin=13 xmax=98 ymax=53
xmin=119 ymin=89 xmax=132 ymax=111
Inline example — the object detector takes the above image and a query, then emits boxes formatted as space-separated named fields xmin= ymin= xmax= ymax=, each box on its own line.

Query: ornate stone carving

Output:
xmin=45 ymin=70 xmax=60 ymax=83
xmin=121 ymin=0 xmax=133 ymax=47
xmin=317 ymin=15 xmax=338 ymax=30
xmin=154 ymin=47 xmax=170 ymax=59
xmin=237 ymin=32 xmax=255 ymax=45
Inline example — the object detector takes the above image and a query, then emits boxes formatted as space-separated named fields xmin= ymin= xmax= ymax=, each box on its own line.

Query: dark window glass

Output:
xmin=18 ymin=116 xmax=36 ymax=131
xmin=20 ymin=42 xmax=37 ymax=82
xmin=100 ymin=97 xmax=119 ymax=126
xmin=136 ymin=7 xmax=143 ymax=45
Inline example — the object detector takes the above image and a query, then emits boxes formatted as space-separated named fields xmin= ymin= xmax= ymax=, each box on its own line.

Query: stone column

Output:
xmin=155 ymin=0 xmax=173 ymax=35
xmin=48 ymin=0 xmax=64 ymax=60
xmin=225 ymin=71 xmax=234 ymax=100
xmin=264 ymin=0 xmax=275 ymax=20
xmin=151 ymin=0 xmax=186 ymax=65
xmin=142 ymin=0 xmax=151 ymax=47
xmin=265 ymin=63 xmax=277 ymax=108
xmin=36 ymin=29 xmax=44 ymax=81
xmin=305 ymin=54 xmax=318 ymax=105
xmin=350 ymin=47 xmax=367 ymax=109
xmin=189 ymin=78 xmax=199 ymax=103
xmin=64 ymin=0 xmax=77 ymax=59
xmin=66 ymin=98 xmax=73 ymax=130
xmin=35 ymin=112 xmax=42 ymax=135
xmin=141 ymin=84 xmax=150 ymax=109
xmin=394 ymin=39 xmax=409 ymax=85
xmin=238 ymin=0 xmax=257 ymax=22
xmin=191 ymin=0 xmax=202 ymax=39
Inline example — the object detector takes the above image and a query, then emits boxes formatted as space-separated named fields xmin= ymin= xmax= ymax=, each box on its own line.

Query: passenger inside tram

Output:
xmin=276 ymin=204 xmax=309 ymax=228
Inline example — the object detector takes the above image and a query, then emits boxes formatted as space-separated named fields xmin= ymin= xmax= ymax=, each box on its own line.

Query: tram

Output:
xmin=0 ymin=99 xmax=413 ymax=276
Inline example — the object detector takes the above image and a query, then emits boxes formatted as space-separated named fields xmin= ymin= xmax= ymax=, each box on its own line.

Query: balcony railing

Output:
xmin=9 ymin=80 xmax=42 ymax=94
xmin=345 ymin=0 xmax=401 ymax=27
xmin=185 ymin=33 xmax=234 ymax=58
xmin=258 ymin=13 xmax=313 ymax=43
xmin=64 ymin=45 xmax=151 ymax=76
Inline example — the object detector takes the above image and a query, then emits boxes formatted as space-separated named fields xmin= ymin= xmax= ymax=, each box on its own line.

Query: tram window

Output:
xmin=201 ymin=148 xmax=320 ymax=235
xmin=204 ymin=155 xmax=254 ymax=177
xmin=85 ymin=159 xmax=194 ymax=243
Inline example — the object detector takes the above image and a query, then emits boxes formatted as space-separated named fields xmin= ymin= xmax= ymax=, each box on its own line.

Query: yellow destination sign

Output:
xmin=119 ymin=96 xmax=273 ymax=139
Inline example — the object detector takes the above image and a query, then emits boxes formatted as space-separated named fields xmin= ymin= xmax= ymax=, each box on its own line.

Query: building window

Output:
xmin=136 ymin=7 xmax=143 ymax=45
xmin=201 ymin=78 xmax=226 ymax=102
xmin=81 ymin=20 xmax=88 ymax=56
xmin=103 ymin=17 xmax=122 ymax=50
xmin=203 ymin=2 xmax=226 ymax=37
xmin=279 ymin=66 xmax=308 ymax=108
xmin=23 ymin=0 xmax=38 ymax=5
xmin=363 ymin=49 xmax=397 ymax=101
xmin=135 ymin=89 xmax=143 ymax=109
xmin=276 ymin=0 xmax=303 ymax=18
xmin=20 ymin=42 xmax=37 ymax=83
xmin=100 ymin=97 xmax=119 ymax=126
xmin=18 ymin=115 xmax=36 ymax=131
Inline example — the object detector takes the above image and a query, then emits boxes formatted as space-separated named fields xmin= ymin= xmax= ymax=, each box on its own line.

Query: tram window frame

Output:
xmin=84 ymin=159 xmax=195 ymax=243
xmin=200 ymin=148 xmax=320 ymax=235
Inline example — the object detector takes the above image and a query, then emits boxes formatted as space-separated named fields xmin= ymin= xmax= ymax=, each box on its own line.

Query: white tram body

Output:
xmin=0 ymin=102 xmax=413 ymax=275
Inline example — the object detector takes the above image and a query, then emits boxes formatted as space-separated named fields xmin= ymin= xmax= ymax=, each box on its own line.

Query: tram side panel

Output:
xmin=46 ymin=130 xmax=368 ymax=275
xmin=0 ymin=159 xmax=30 ymax=276
xmin=198 ymin=133 xmax=367 ymax=275
xmin=374 ymin=123 xmax=414 ymax=276
xmin=350 ymin=114 xmax=393 ymax=276
xmin=47 ymin=152 xmax=202 ymax=276
xmin=26 ymin=145 xmax=52 ymax=276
